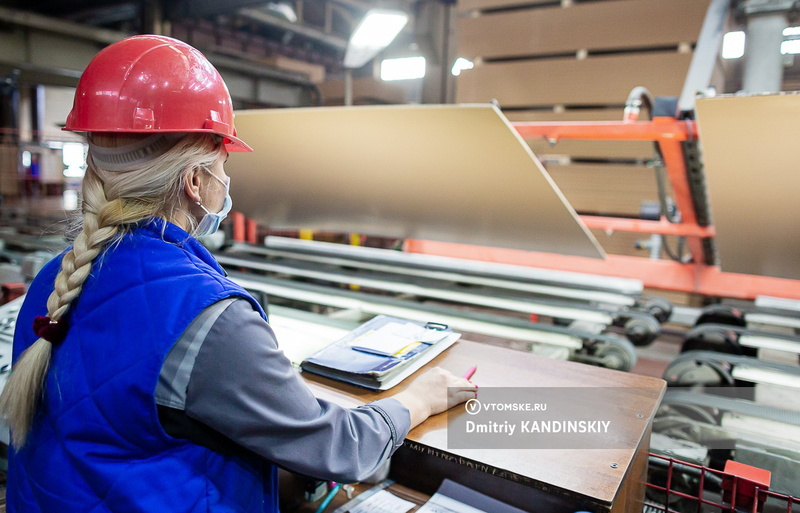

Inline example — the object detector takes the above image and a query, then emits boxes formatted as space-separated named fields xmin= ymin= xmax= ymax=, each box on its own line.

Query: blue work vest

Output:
xmin=8 ymin=219 xmax=278 ymax=513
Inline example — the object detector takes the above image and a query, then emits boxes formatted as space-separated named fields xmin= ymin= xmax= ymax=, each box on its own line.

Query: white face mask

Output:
xmin=195 ymin=167 xmax=232 ymax=237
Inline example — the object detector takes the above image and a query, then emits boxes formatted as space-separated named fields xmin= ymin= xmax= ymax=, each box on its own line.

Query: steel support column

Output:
xmin=742 ymin=0 xmax=795 ymax=92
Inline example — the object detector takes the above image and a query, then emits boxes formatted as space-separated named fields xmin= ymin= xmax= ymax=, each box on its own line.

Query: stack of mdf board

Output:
xmin=456 ymin=0 xmax=710 ymax=257
xmin=318 ymin=77 xmax=408 ymax=106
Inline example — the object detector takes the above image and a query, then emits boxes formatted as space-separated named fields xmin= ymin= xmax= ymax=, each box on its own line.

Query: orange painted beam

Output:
xmin=511 ymin=118 xmax=697 ymax=142
xmin=403 ymin=239 xmax=800 ymax=300
xmin=580 ymin=216 xmax=715 ymax=238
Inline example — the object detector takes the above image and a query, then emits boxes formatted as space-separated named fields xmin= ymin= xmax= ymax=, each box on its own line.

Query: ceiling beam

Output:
xmin=168 ymin=0 xmax=273 ymax=19
xmin=238 ymin=7 xmax=348 ymax=51
xmin=0 ymin=5 xmax=129 ymax=45
xmin=65 ymin=3 xmax=139 ymax=26
xmin=0 ymin=5 xmax=319 ymax=105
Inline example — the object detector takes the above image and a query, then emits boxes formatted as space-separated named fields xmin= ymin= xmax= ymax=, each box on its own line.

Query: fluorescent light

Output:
xmin=344 ymin=9 xmax=408 ymax=69
xmin=380 ymin=56 xmax=426 ymax=81
xmin=722 ymin=31 xmax=745 ymax=59
xmin=783 ymin=26 xmax=800 ymax=36
xmin=266 ymin=2 xmax=297 ymax=23
xmin=349 ymin=12 xmax=407 ymax=48
xmin=782 ymin=39 xmax=800 ymax=54
xmin=451 ymin=57 xmax=474 ymax=76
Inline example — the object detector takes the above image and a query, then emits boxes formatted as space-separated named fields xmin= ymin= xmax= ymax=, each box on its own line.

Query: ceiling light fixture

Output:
xmin=344 ymin=9 xmax=409 ymax=69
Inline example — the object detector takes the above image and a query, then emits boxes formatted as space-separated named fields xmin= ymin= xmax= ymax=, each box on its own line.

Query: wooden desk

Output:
xmin=302 ymin=340 xmax=665 ymax=513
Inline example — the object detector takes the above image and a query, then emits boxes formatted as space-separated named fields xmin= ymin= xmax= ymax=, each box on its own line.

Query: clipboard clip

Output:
xmin=425 ymin=322 xmax=449 ymax=331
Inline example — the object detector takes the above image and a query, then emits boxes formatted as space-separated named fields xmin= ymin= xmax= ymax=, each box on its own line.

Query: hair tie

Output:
xmin=32 ymin=316 xmax=69 ymax=345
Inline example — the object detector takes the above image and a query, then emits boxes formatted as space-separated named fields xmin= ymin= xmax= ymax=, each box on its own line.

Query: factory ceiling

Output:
xmin=0 ymin=0 xmax=410 ymax=77
xmin=0 ymin=0 xmax=434 ymax=107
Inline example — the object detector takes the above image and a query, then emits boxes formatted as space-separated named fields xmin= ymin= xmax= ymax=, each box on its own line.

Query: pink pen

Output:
xmin=463 ymin=365 xmax=477 ymax=380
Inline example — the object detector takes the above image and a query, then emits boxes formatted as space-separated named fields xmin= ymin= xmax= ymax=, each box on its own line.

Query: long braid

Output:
xmin=51 ymin=174 xmax=121 ymax=319
xmin=0 ymin=133 xmax=222 ymax=448
xmin=0 ymin=169 xmax=122 ymax=447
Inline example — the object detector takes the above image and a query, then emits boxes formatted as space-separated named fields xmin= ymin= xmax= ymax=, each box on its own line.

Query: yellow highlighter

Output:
xmin=392 ymin=341 xmax=423 ymax=357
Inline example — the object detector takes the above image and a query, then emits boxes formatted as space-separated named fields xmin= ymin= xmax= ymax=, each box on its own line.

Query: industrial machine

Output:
xmin=215 ymin=235 xmax=674 ymax=372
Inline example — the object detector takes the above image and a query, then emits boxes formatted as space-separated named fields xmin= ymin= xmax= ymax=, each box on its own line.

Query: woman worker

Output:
xmin=0 ymin=35 xmax=476 ymax=512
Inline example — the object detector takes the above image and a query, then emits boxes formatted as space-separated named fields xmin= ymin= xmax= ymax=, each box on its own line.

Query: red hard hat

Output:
xmin=64 ymin=35 xmax=252 ymax=152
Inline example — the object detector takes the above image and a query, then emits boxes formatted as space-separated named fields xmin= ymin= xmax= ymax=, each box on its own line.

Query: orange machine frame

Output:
xmin=404 ymin=118 xmax=800 ymax=301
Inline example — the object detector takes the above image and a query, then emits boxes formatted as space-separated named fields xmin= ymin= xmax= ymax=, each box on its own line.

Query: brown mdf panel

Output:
xmin=642 ymin=288 xmax=698 ymax=308
xmin=456 ymin=53 xmax=693 ymax=107
xmin=303 ymin=340 xmax=665 ymax=511
xmin=695 ymin=94 xmax=800 ymax=280
xmin=459 ymin=0 xmax=709 ymax=60
xmin=228 ymin=105 xmax=605 ymax=258
xmin=546 ymin=164 xmax=659 ymax=216
xmin=528 ymin=139 xmax=656 ymax=159
xmin=503 ymin=109 xmax=627 ymax=122
xmin=458 ymin=0 xmax=554 ymax=13
xmin=318 ymin=77 xmax=407 ymax=105
xmin=260 ymin=55 xmax=325 ymax=84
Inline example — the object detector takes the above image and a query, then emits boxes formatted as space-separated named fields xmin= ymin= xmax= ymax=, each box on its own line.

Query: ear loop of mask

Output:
xmin=195 ymin=167 xmax=228 ymax=211
xmin=194 ymin=167 xmax=232 ymax=236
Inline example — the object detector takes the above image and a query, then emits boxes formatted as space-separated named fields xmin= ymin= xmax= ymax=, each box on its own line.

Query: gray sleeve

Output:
xmin=165 ymin=298 xmax=411 ymax=483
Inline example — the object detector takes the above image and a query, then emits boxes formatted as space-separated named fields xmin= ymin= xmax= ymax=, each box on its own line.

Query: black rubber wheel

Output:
xmin=694 ymin=304 xmax=746 ymax=327
xmin=637 ymin=296 xmax=673 ymax=323
xmin=623 ymin=316 xmax=660 ymax=346
xmin=681 ymin=325 xmax=756 ymax=356
xmin=663 ymin=358 xmax=735 ymax=387
xmin=594 ymin=336 xmax=637 ymax=372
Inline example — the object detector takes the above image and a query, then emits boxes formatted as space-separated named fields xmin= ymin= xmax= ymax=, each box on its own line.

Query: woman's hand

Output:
xmin=393 ymin=367 xmax=477 ymax=428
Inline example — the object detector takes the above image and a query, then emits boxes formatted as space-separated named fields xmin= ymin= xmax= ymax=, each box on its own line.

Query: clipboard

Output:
xmin=301 ymin=315 xmax=460 ymax=390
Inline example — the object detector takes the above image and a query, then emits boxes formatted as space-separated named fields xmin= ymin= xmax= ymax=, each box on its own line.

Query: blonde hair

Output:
xmin=0 ymin=132 xmax=224 ymax=447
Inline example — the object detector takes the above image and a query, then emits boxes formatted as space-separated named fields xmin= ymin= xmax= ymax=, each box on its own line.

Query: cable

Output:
xmin=625 ymin=86 xmax=683 ymax=226
xmin=660 ymin=235 xmax=689 ymax=263
xmin=652 ymin=160 xmax=681 ymax=224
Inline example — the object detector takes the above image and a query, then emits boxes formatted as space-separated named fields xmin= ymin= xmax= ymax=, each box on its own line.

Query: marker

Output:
xmin=463 ymin=365 xmax=477 ymax=380
xmin=313 ymin=483 xmax=341 ymax=513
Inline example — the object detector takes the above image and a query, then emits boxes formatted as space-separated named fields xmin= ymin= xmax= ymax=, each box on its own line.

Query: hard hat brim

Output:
xmin=222 ymin=133 xmax=253 ymax=153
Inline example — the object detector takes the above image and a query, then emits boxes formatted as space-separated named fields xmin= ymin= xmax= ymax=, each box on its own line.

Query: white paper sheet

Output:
xmin=349 ymin=321 xmax=448 ymax=356
xmin=348 ymin=490 xmax=416 ymax=513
